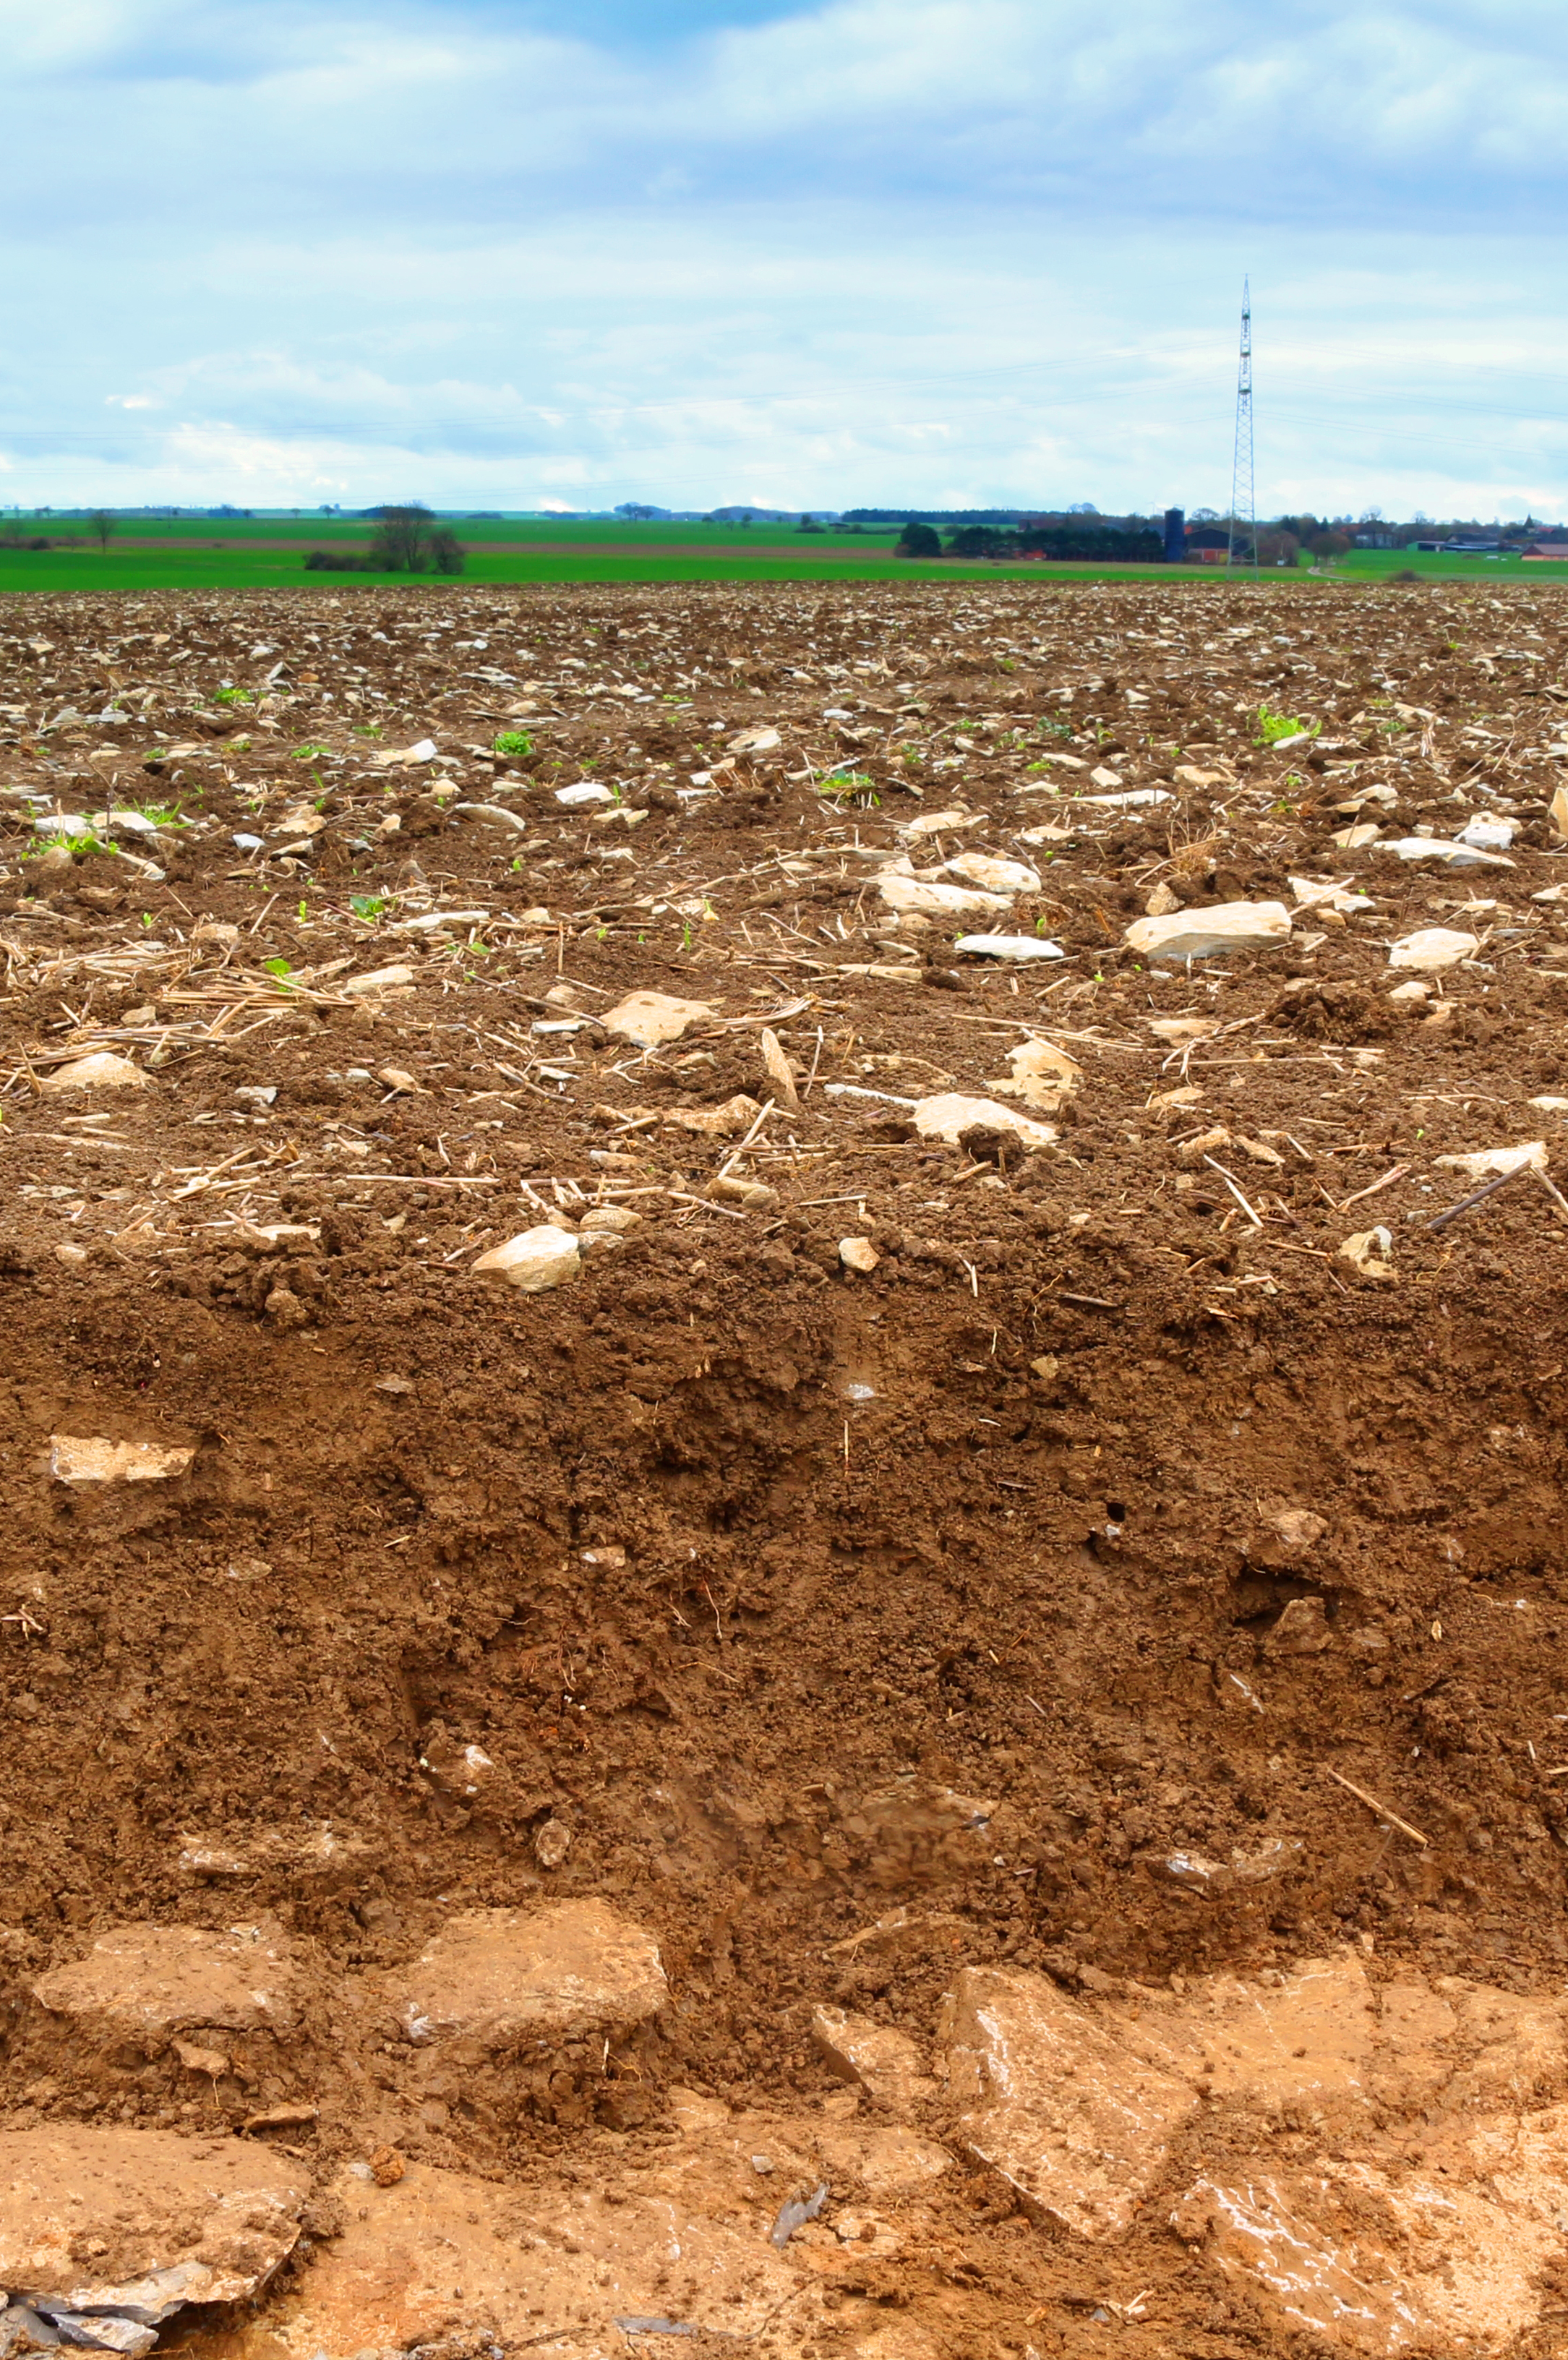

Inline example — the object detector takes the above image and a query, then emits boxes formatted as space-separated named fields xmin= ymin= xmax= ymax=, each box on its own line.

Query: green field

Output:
xmin=1 ymin=511 xmax=1564 ymax=594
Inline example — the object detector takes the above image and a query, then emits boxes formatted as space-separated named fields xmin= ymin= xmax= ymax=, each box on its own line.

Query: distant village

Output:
xmin=610 ymin=503 xmax=1568 ymax=563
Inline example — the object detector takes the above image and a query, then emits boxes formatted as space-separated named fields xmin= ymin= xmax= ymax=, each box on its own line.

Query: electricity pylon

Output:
xmin=1227 ymin=279 xmax=1257 ymax=576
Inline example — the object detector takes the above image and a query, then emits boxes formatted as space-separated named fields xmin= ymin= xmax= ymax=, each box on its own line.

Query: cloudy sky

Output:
xmin=4 ymin=0 xmax=1568 ymax=516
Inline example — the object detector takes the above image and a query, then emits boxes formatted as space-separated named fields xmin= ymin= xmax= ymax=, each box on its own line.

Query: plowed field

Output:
xmin=1 ymin=579 xmax=1568 ymax=2358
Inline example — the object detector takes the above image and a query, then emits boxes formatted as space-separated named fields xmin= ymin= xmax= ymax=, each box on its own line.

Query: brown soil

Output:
xmin=2 ymin=578 xmax=1568 ymax=2356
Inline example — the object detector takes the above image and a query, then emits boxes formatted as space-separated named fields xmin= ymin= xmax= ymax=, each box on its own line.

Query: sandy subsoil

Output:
xmin=1 ymin=579 xmax=1568 ymax=2356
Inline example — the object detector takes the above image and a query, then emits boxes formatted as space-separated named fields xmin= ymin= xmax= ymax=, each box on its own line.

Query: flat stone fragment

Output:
xmin=953 ymin=933 xmax=1065 ymax=961
xmin=471 ymin=1226 xmax=580 ymax=1292
xmin=602 ymin=989 xmax=714 ymax=1046
xmin=1387 ymin=925 xmax=1478 ymax=970
xmin=1129 ymin=1953 xmax=1374 ymax=2109
xmin=176 ymin=1821 xmax=381 ymax=1889
xmin=1379 ymin=835 xmax=1513 ymax=868
xmin=48 ymin=1437 xmax=193 ymax=1485
xmin=32 ymin=1923 xmax=296 ymax=2041
xmin=899 ymin=806 xmax=982 ymax=837
xmin=1340 ymin=1225 xmax=1397 ymax=1280
xmin=945 ymin=852 xmax=1040 ymax=894
xmin=942 ymin=1966 xmax=1196 ymax=2238
xmin=1436 ymin=1140 xmax=1546 ymax=1179
xmin=1000 ymin=1038 xmax=1081 ymax=1109
xmin=1123 ymin=900 xmax=1292 ymax=962
xmin=812 ymin=2006 xmax=934 ymax=2111
xmin=342 ymin=964 xmax=416 ymax=995
xmin=1176 ymin=2136 xmax=1567 ymax=2359
xmin=394 ymin=1901 xmax=667 ymax=2047
xmin=662 ymin=1093 xmax=761 ymax=1137
xmin=877 ymin=873 xmax=1013 ymax=918
xmin=0 ymin=2128 xmax=305 ymax=2338
xmin=910 ymin=1093 xmax=1056 ymax=1150
xmin=265 ymin=2160 xmax=821 ymax=2360
xmin=40 ymin=1054 xmax=149 ymax=1094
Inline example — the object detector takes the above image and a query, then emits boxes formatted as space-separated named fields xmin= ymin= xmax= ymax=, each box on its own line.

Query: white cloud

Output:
xmin=4 ymin=1 xmax=1568 ymax=513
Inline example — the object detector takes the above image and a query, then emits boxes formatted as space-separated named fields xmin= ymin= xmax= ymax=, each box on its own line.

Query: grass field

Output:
xmin=1 ymin=511 xmax=1565 ymax=594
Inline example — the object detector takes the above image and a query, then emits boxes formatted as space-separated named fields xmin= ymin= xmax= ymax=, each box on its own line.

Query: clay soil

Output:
xmin=3 ymin=578 xmax=1568 ymax=2356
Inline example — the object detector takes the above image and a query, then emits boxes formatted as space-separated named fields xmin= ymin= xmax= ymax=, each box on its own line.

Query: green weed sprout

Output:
xmin=818 ymin=771 xmax=880 ymax=808
xmin=292 ymin=741 xmax=331 ymax=761
xmin=494 ymin=729 xmax=534 ymax=759
xmin=213 ymin=686 xmax=253 ymax=706
xmin=297 ymin=898 xmax=309 ymax=919
xmin=29 ymin=829 xmax=108 ymax=860
xmin=134 ymin=800 xmax=184 ymax=826
xmin=1254 ymin=704 xmax=1319 ymax=745
xmin=263 ymin=957 xmax=295 ymax=991
xmin=351 ymin=894 xmax=385 ymax=921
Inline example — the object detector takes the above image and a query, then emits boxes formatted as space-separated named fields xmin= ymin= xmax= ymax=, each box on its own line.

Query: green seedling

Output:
xmin=29 ymin=829 xmax=108 ymax=860
xmin=351 ymin=894 xmax=386 ymax=921
xmin=510 ymin=856 xmax=523 ymax=871
xmin=493 ymin=730 xmax=534 ymax=758
xmin=297 ymin=899 xmax=309 ymax=919
xmin=213 ymin=686 xmax=254 ymax=706
xmin=1254 ymin=704 xmax=1319 ymax=745
xmin=262 ymin=957 xmax=296 ymax=991
xmin=141 ymin=912 xmax=154 ymax=929
xmin=134 ymin=801 xmax=184 ymax=826
xmin=292 ymin=741 xmax=331 ymax=761
xmin=817 ymin=771 xmax=880 ymax=808
xmin=682 ymin=921 xmax=693 ymax=949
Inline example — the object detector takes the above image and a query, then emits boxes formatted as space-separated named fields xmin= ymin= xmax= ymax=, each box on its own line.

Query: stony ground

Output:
xmin=2 ymin=578 xmax=1568 ymax=2356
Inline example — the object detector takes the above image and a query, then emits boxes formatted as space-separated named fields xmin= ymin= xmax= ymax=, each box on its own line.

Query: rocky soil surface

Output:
xmin=1 ymin=578 xmax=1568 ymax=2354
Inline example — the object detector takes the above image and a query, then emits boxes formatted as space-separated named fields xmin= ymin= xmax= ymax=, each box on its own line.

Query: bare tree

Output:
xmin=87 ymin=510 xmax=117 ymax=552
xmin=365 ymin=505 xmax=466 ymax=576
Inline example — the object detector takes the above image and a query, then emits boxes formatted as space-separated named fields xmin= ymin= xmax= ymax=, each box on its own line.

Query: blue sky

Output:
xmin=5 ymin=0 xmax=1568 ymax=516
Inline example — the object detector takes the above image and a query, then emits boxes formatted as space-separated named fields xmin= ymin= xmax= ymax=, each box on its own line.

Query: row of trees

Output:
xmin=895 ymin=520 xmax=1164 ymax=562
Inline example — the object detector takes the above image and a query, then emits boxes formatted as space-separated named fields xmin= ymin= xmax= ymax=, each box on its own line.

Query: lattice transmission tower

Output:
xmin=1226 ymin=278 xmax=1257 ymax=576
